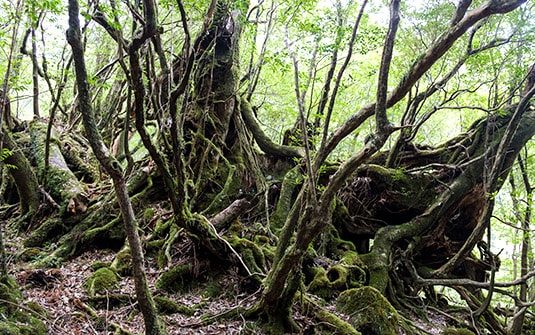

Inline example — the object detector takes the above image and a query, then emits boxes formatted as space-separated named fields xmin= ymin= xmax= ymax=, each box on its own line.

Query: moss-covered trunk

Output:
xmin=67 ymin=0 xmax=164 ymax=333
xmin=2 ymin=129 xmax=41 ymax=216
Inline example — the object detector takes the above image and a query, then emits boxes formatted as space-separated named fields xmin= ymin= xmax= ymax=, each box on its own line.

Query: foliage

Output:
xmin=1 ymin=148 xmax=17 ymax=170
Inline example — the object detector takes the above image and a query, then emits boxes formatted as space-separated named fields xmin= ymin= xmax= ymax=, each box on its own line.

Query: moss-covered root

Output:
xmin=245 ymin=301 xmax=299 ymax=335
xmin=301 ymin=295 xmax=361 ymax=335
xmin=73 ymin=295 xmax=135 ymax=335
xmin=336 ymin=286 xmax=399 ymax=335
xmin=0 ymin=276 xmax=48 ymax=335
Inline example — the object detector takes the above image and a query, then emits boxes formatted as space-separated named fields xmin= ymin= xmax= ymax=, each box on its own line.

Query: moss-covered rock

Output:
xmin=336 ymin=286 xmax=399 ymax=335
xmin=111 ymin=246 xmax=132 ymax=276
xmin=308 ymin=251 xmax=367 ymax=299
xmin=83 ymin=267 xmax=119 ymax=296
xmin=155 ymin=264 xmax=194 ymax=293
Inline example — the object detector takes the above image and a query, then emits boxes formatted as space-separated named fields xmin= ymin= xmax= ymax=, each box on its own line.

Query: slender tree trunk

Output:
xmin=510 ymin=156 xmax=531 ymax=335
xmin=66 ymin=1 xmax=164 ymax=334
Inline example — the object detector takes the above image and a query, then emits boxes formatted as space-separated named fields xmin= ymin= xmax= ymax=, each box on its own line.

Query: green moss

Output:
xmin=442 ymin=328 xmax=475 ymax=335
xmin=90 ymin=261 xmax=111 ymax=271
xmin=312 ymin=306 xmax=361 ymax=335
xmin=81 ymin=218 xmax=125 ymax=247
xmin=153 ymin=219 xmax=170 ymax=236
xmin=154 ymin=296 xmax=195 ymax=315
xmin=155 ymin=264 xmax=194 ymax=293
xmin=25 ymin=301 xmax=46 ymax=317
xmin=359 ymin=253 xmax=389 ymax=292
xmin=83 ymin=267 xmax=119 ymax=296
xmin=24 ymin=218 xmax=66 ymax=247
xmin=112 ymin=247 xmax=133 ymax=276
xmin=0 ymin=276 xmax=47 ymax=335
xmin=16 ymin=248 xmax=42 ymax=262
xmin=227 ymin=236 xmax=267 ymax=274
xmin=146 ymin=239 xmax=164 ymax=253
xmin=202 ymin=280 xmax=223 ymax=298
xmin=308 ymin=252 xmax=367 ymax=299
xmin=336 ymin=287 xmax=399 ymax=335
xmin=143 ymin=208 xmax=155 ymax=222
xmin=308 ymin=267 xmax=335 ymax=299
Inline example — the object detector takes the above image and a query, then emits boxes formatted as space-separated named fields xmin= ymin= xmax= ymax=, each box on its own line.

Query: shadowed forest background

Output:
xmin=1 ymin=0 xmax=535 ymax=334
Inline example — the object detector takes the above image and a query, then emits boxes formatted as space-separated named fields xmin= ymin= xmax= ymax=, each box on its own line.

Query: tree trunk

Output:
xmin=2 ymin=128 xmax=41 ymax=217
xmin=66 ymin=1 xmax=164 ymax=334
xmin=29 ymin=120 xmax=88 ymax=216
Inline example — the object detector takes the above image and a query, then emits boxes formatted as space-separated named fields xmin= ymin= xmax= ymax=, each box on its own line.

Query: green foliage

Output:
xmin=1 ymin=148 xmax=17 ymax=170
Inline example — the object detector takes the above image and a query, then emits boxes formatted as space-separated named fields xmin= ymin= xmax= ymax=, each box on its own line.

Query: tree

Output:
xmin=66 ymin=0 xmax=164 ymax=333
xmin=1 ymin=0 xmax=535 ymax=334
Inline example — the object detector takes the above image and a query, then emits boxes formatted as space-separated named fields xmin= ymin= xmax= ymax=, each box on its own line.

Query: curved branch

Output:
xmin=317 ymin=0 xmax=527 ymax=166
xmin=240 ymin=97 xmax=303 ymax=158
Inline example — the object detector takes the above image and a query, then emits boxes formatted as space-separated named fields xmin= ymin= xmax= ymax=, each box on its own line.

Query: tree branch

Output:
xmin=240 ymin=97 xmax=303 ymax=158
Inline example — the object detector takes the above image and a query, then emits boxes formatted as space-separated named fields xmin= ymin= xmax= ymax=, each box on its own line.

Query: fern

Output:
xmin=1 ymin=148 xmax=17 ymax=169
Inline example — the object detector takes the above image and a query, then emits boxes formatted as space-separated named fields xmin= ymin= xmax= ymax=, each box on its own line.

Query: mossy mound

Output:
xmin=336 ymin=286 xmax=399 ymax=335
xmin=83 ymin=267 xmax=119 ymax=296
xmin=155 ymin=264 xmax=194 ymax=293
xmin=308 ymin=251 xmax=367 ymax=299
xmin=0 ymin=276 xmax=47 ymax=335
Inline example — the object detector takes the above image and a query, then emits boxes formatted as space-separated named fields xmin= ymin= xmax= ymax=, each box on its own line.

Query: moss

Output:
xmin=15 ymin=248 xmax=42 ymax=262
xmin=0 ymin=321 xmax=47 ymax=335
xmin=153 ymin=219 xmax=170 ymax=236
xmin=336 ymin=286 xmax=399 ymax=335
xmin=0 ymin=277 xmax=23 ymax=312
xmin=81 ymin=218 xmax=125 ymax=248
xmin=155 ymin=264 xmax=194 ymax=293
xmin=143 ymin=208 xmax=155 ymax=222
xmin=24 ymin=217 xmax=66 ymax=247
xmin=308 ymin=252 xmax=367 ymax=299
xmin=25 ymin=301 xmax=46 ymax=317
xmin=111 ymin=247 xmax=132 ymax=276
xmin=227 ymin=236 xmax=267 ymax=274
xmin=83 ymin=267 xmax=119 ymax=296
xmin=314 ymin=308 xmax=361 ymax=335
xmin=146 ymin=239 xmax=164 ymax=253
xmin=308 ymin=267 xmax=334 ymax=299
xmin=442 ymin=328 xmax=475 ymax=335
xmin=154 ymin=296 xmax=195 ymax=315
xmin=202 ymin=280 xmax=223 ymax=298
xmin=0 ymin=277 xmax=47 ymax=335
xmin=90 ymin=261 xmax=111 ymax=271
xmin=359 ymin=253 xmax=390 ymax=292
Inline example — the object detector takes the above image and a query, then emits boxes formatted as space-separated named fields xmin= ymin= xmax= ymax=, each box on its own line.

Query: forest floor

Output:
xmin=5 ymin=231 xmax=450 ymax=334
xmin=5 ymin=232 xmax=307 ymax=334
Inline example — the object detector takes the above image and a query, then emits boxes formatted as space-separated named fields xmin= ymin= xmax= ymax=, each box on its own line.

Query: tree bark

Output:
xmin=66 ymin=1 xmax=164 ymax=334
xmin=2 ymin=128 xmax=41 ymax=216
